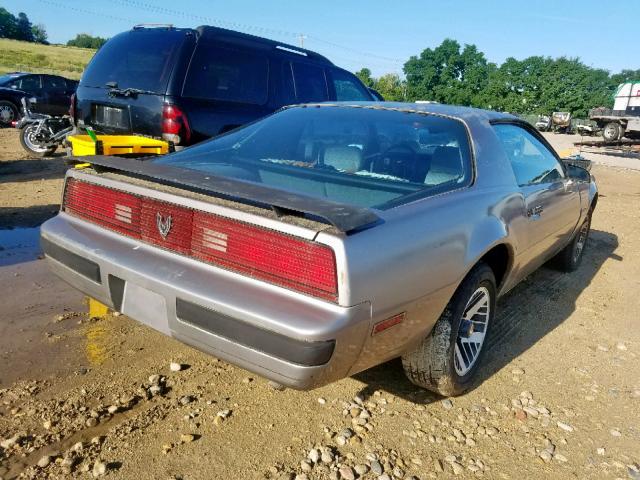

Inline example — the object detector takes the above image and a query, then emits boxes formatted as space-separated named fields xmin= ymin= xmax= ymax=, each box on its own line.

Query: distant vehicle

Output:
xmin=42 ymin=102 xmax=597 ymax=396
xmin=535 ymin=115 xmax=551 ymax=132
xmin=551 ymin=112 xmax=572 ymax=134
xmin=72 ymin=25 xmax=374 ymax=147
xmin=0 ymin=72 xmax=78 ymax=120
xmin=590 ymin=82 xmax=640 ymax=141
xmin=0 ymin=85 xmax=30 ymax=127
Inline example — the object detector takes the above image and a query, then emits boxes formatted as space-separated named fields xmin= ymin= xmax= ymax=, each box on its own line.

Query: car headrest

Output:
xmin=324 ymin=146 xmax=363 ymax=173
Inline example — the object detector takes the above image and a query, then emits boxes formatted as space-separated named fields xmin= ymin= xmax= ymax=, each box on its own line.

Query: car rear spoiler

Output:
xmin=71 ymin=155 xmax=382 ymax=234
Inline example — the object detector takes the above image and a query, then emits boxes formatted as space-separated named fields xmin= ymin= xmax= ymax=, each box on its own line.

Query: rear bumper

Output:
xmin=41 ymin=213 xmax=371 ymax=389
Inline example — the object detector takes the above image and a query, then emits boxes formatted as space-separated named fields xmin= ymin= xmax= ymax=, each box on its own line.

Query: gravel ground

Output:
xmin=0 ymin=127 xmax=639 ymax=480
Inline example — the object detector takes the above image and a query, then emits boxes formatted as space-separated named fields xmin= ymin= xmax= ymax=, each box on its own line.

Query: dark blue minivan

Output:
xmin=73 ymin=25 xmax=374 ymax=146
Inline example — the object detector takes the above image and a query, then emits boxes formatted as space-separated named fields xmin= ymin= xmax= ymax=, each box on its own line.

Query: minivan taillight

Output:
xmin=162 ymin=104 xmax=191 ymax=145
xmin=62 ymin=179 xmax=338 ymax=302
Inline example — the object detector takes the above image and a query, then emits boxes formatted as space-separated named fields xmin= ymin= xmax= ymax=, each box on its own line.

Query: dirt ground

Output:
xmin=0 ymin=127 xmax=639 ymax=480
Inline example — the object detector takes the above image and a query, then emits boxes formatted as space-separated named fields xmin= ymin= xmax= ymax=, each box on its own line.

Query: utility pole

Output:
xmin=298 ymin=34 xmax=307 ymax=48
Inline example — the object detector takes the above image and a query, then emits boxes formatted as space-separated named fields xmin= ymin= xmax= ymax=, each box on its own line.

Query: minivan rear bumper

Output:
xmin=41 ymin=213 xmax=372 ymax=389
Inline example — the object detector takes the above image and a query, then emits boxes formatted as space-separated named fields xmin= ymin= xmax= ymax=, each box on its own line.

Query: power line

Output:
xmin=37 ymin=0 xmax=139 ymax=25
xmin=103 ymin=0 xmax=404 ymax=65
xmin=104 ymin=0 xmax=301 ymax=39
xmin=35 ymin=0 xmax=405 ymax=72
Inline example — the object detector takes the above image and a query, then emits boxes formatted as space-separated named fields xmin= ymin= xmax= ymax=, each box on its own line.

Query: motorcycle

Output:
xmin=16 ymin=97 xmax=72 ymax=157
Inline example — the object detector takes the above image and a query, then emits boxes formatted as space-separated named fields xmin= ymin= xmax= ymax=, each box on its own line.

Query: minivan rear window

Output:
xmin=156 ymin=106 xmax=473 ymax=209
xmin=183 ymin=45 xmax=268 ymax=104
xmin=81 ymin=30 xmax=184 ymax=93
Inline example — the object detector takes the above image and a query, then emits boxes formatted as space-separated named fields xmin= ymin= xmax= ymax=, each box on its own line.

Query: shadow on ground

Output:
xmin=352 ymin=229 xmax=620 ymax=404
xmin=0 ymin=204 xmax=59 ymax=229
xmin=0 ymin=157 xmax=67 ymax=183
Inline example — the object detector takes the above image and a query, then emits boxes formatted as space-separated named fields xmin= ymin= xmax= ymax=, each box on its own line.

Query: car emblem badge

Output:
xmin=156 ymin=212 xmax=172 ymax=239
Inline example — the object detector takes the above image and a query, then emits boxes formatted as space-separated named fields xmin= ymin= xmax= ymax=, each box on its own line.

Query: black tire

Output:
xmin=602 ymin=122 xmax=622 ymax=141
xmin=401 ymin=263 xmax=496 ymax=396
xmin=0 ymin=100 xmax=19 ymax=127
xmin=554 ymin=213 xmax=591 ymax=272
xmin=19 ymin=124 xmax=57 ymax=157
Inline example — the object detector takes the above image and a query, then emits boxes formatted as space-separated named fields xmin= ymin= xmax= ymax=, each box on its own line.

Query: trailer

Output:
xmin=590 ymin=82 xmax=640 ymax=141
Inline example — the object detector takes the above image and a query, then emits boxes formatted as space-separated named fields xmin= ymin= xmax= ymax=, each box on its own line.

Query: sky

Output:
xmin=3 ymin=0 xmax=638 ymax=77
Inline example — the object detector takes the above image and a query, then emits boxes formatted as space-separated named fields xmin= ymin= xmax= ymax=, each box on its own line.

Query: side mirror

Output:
xmin=564 ymin=163 xmax=591 ymax=182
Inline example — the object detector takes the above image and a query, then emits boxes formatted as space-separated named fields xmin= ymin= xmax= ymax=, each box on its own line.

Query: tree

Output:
xmin=403 ymin=39 xmax=492 ymax=106
xmin=15 ymin=12 xmax=34 ymax=42
xmin=610 ymin=69 xmax=640 ymax=85
xmin=0 ymin=7 xmax=18 ymax=39
xmin=355 ymin=68 xmax=375 ymax=88
xmin=374 ymin=73 xmax=406 ymax=101
xmin=31 ymin=23 xmax=48 ymax=44
xmin=67 ymin=33 xmax=108 ymax=49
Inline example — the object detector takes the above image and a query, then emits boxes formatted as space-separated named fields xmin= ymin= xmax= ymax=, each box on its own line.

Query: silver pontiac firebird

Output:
xmin=41 ymin=103 xmax=597 ymax=396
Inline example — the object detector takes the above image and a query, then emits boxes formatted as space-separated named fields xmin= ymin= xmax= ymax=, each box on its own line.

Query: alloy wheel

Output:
xmin=0 ymin=105 xmax=15 ymax=124
xmin=454 ymin=286 xmax=491 ymax=376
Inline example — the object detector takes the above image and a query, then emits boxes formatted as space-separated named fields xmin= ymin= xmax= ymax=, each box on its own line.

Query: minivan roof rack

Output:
xmin=196 ymin=25 xmax=332 ymax=64
xmin=133 ymin=24 xmax=174 ymax=30
xmin=275 ymin=45 xmax=307 ymax=56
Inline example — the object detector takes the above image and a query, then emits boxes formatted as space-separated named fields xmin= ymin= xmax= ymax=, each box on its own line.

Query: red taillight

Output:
xmin=162 ymin=104 xmax=191 ymax=145
xmin=69 ymin=93 xmax=76 ymax=122
xmin=192 ymin=211 xmax=337 ymax=301
xmin=62 ymin=179 xmax=338 ymax=301
xmin=64 ymin=179 xmax=141 ymax=237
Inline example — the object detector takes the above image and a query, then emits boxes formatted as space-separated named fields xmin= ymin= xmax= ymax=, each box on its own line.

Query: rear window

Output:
xmin=183 ymin=45 xmax=268 ymax=104
xmin=156 ymin=106 xmax=472 ymax=209
xmin=81 ymin=30 xmax=184 ymax=93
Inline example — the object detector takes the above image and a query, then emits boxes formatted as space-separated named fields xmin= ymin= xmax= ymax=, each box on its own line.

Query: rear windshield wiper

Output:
xmin=106 ymin=83 xmax=155 ymax=98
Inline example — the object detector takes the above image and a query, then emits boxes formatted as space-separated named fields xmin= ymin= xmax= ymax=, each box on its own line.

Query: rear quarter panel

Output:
xmin=326 ymin=185 xmax=521 ymax=374
xmin=330 ymin=112 xmax=528 ymax=373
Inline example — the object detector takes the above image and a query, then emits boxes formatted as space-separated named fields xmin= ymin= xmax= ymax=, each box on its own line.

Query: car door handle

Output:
xmin=527 ymin=205 xmax=544 ymax=217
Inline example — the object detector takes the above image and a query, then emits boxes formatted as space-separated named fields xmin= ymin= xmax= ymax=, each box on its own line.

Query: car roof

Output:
xmin=286 ymin=101 xmax=518 ymax=122
xmin=1 ymin=72 xmax=30 ymax=78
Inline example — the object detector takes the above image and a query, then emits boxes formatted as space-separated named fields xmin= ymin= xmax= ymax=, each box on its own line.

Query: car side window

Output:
xmin=19 ymin=75 xmax=41 ymax=91
xmin=494 ymin=124 xmax=564 ymax=187
xmin=330 ymin=68 xmax=371 ymax=101
xmin=183 ymin=44 xmax=269 ymax=105
xmin=43 ymin=75 xmax=66 ymax=91
xmin=291 ymin=62 xmax=328 ymax=103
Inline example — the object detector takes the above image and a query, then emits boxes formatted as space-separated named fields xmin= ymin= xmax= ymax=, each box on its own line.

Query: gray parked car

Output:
xmin=41 ymin=102 xmax=597 ymax=396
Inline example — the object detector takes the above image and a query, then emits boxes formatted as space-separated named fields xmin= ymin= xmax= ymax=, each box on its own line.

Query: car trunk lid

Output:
xmin=61 ymin=164 xmax=368 ymax=303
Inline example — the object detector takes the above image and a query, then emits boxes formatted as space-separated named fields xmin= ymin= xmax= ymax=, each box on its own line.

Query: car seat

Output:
xmin=424 ymin=146 xmax=463 ymax=185
xmin=323 ymin=146 xmax=363 ymax=173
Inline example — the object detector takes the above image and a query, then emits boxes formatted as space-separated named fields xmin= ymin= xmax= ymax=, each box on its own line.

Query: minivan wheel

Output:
xmin=401 ymin=263 xmax=496 ymax=396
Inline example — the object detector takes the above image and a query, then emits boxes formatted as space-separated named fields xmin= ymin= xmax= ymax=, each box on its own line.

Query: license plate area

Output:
xmin=92 ymin=104 xmax=130 ymax=129
xmin=121 ymin=282 xmax=170 ymax=334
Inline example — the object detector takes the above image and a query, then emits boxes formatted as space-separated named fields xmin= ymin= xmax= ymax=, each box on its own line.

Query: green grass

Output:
xmin=0 ymin=38 xmax=95 ymax=79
